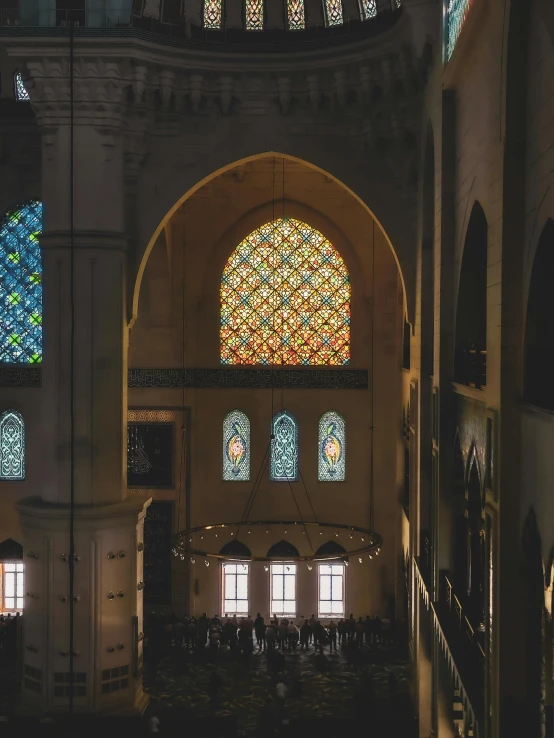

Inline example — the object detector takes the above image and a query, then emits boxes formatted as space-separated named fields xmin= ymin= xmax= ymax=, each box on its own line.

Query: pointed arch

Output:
xmin=454 ymin=201 xmax=487 ymax=388
xmin=270 ymin=410 xmax=298 ymax=481
xmin=524 ymin=219 xmax=554 ymax=409
xmin=318 ymin=411 xmax=345 ymax=481
xmin=223 ymin=410 xmax=250 ymax=481
xmin=0 ymin=410 xmax=25 ymax=480
xmin=0 ymin=200 xmax=43 ymax=363
xmin=220 ymin=217 xmax=350 ymax=366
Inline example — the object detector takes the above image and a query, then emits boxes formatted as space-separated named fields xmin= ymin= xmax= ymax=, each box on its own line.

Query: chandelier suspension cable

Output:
xmin=234 ymin=440 xmax=271 ymax=542
xmin=369 ymin=219 xmax=376 ymax=529
xmin=177 ymin=202 xmax=187 ymax=539
xmin=287 ymin=479 xmax=315 ymax=554
xmin=298 ymin=468 xmax=319 ymax=523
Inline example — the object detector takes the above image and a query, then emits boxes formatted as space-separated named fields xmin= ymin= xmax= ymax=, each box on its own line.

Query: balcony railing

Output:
xmin=454 ymin=346 xmax=486 ymax=390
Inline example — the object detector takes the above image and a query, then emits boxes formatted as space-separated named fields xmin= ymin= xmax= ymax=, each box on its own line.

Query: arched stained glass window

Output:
xmin=270 ymin=411 xmax=298 ymax=481
xmin=0 ymin=410 xmax=25 ymax=481
xmin=14 ymin=72 xmax=30 ymax=102
xmin=220 ymin=218 xmax=350 ymax=366
xmin=223 ymin=410 xmax=251 ymax=481
xmin=323 ymin=0 xmax=343 ymax=26
xmin=287 ymin=0 xmax=305 ymax=29
xmin=245 ymin=0 xmax=264 ymax=29
xmin=359 ymin=0 xmax=377 ymax=20
xmin=0 ymin=201 xmax=43 ymax=363
xmin=318 ymin=411 xmax=345 ymax=481
xmin=203 ymin=0 xmax=223 ymax=28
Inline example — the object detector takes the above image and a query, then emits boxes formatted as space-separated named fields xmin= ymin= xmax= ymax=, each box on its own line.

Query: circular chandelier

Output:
xmin=172 ymin=158 xmax=383 ymax=568
xmin=173 ymin=520 xmax=382 ymax=565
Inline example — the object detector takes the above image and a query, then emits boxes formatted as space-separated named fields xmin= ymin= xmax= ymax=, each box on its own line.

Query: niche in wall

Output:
xmin=127 ymin=423 xmax=174 ymax=488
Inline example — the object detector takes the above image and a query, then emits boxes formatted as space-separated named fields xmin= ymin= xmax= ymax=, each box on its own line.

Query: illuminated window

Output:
xmin=0 ymin=201 xmax=43 ymax=363
xmin=270 ymin=563 xmax=296 ymax=617
xmin=318 ymin=563 xmax=345 ymax=617
xmin=223 ymin=410 xmax=250 ymax=481
xmin=323 ymin=0 xmax=343 ymax=26
xmin=446 ymin=0 xmax=475 ymax=60
xmin=245 ymin=0 xmax=263 ymax=29
xmin=222 ymin=562 xmax=249 ymax=616
xmin=359 ymin=0 xmax=376 ymax=20
xmin=203 ymin=0 xmax=223 ymax=29
xmin=3 ymin=562 xmax=24 ymax=610
xmin=287 ymin=0 xmax=305 ymax=29
xmin=0 ymin=410 xmax=25 ymax=481
xmin=318 ymin=411 xmax=345 ymax=481
xmin=14 ymin=72 xmax=30 ymax=102
xmin=220 ymin=217 xmax=350 ymax=366
xmin=270 ymin=411 xmax=298 ymax=482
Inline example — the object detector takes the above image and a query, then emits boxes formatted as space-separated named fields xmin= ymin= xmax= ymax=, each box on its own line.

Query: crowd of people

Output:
xmin=144 ymin=611 xmax=402 ymax=661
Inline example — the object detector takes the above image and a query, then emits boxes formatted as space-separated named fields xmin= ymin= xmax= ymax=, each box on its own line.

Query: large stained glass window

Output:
xmin=0 ymin=410 xmax=25 ymax=481
xmin=287 ymin=0 xmax=305 ymax=30
xmin=318 ymin=411 xmax=345 ymax=481
xmin=446 ymin=0 xmax=475 ymax=60
xmin=220 ymin=218 xmax=350 ymax=366
xmin=223 ymin=410 xmax=250 ymax=481
xmin=203 ymin=0 xmax=223 ymax=29
xmin=359 ymin=0 xmax=377 ymax=20
xmin=0 ymin=201 xmax=43 ymax=363
xmin=14 ymin=72 xmax=30 ymax=102
xmin=245 ymin=0 xmax=264 ymax=29
xmin=270 ymin=411 xmax=298 ymax=482
xmin=323 ymin=0 xmax=343 ymax=26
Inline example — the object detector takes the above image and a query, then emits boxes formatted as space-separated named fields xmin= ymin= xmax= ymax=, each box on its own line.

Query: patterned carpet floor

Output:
xmin=144 ymin=642 xmax=416 ymax=736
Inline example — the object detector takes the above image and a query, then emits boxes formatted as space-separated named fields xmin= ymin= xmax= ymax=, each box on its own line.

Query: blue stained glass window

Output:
xmin=446 ymin=0 xmax=474 ymax=60
xmin=270 ymin=411 xmax=298 ymax=481
xmin=14 ymin=72 xmax=30 ymax=101
xmin=0 ymin=410 xmax=25 ymax=480
xmin=318 ymin=411 xmax=345 ymax=481
xmin=223 ymin=410 xmax=251 ymax=481
xmin=0 ymin=201 xmax=43 ymax=363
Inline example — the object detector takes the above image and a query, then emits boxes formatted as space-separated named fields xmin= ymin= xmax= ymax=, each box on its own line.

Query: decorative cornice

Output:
xmin=128 ymin=367 xmax=369 ymax=389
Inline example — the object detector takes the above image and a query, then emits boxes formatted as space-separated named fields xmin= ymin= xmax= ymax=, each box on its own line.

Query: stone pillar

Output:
xmin=11 ymin=55 xmax=150 ymax=714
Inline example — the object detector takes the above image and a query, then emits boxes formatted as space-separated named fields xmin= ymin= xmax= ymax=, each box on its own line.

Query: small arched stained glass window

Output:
xmin=223 ymin=410 xmax=251 ymax=481
xmin=203 ymin=0 xmax=223 ymax=29
xmin=220 ymin=218 xmax=350 ymax=366
xmin=0 ymin=201 xmax=43 ymax=363
xmin=270 ymin=411 xmax=298 ymax=482
xmin=318 ymin=411 xmax=345 ymax=481
xmin=0 ymin=410 xmax=25 ymax=480
xmin=287 ymin=0 xmax=305 ymax=29
xmin=14 ymin=72 xmax=30 ymax=101
xmin=323 ymin=0 xmax=343 ymax=26
xmin=245 ymin=0 xmax=264 ymax=29
xmin=359 ymin=0 xmax=377 ymax=20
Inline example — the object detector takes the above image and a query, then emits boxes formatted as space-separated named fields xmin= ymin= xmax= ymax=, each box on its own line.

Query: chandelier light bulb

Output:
xmin=361 ymin=537 xmax=365 ymax=542
xmin=200 ymin=535 xmax=204 ymax=540
xmin=190 ymin=557 xmax=195 ymax=564
xmin=358 ymin=557 xmax=363 ymax=564
xmin=264 ymin=565 xmax=269 ymax=572
xmin=344 ymin=560 xmax=349 ymax=567
xmin=307 ymin=564 xmax=313 ymax=571
xmin=204 ymin=560 xmax=210 ymax=567
xmin=349 ymin=534 xmax=353 ymax=539
xmin=335 ymin=533 xmax=339 ymax=537
xmin=231 ymin=532 xmax=234 ymax=536
xmin=376 ymin=549 xmax=380 ymax=556
xmin=369 ymin=554 xmax=373 ymax=559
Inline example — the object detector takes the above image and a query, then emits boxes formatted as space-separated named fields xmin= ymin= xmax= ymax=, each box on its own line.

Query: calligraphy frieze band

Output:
xmin=128 ymin=368 xmax=369 ymax=389
xmin=1 ymin=367 xmax=369 ymax=390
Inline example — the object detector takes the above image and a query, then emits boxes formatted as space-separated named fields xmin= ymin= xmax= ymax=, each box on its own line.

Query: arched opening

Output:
xmin=454 ymin=202 xmax=488 ymax=389
xmin=521 ymin=509 xmax=546 ymax=735
xmin=524 ymin=219 xmax=554 ymax=409
xmin=466 ymin=457 xmax=484 ymax=626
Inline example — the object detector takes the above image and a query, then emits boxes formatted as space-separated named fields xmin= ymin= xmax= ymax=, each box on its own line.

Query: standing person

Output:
xmin=347 ymin=613 xmax=356 ymax=644
xmin=328 ymin=620 xmax=337 ymax=652
xmin=266 ymin=621 xmax=276 ymax=652
xmin=287 ymin=620 xmax=299 ymax=651
xmin=278 ymin=619 xmax=288 ymax=651
xmin=308 ymin=614 xmax=316 ymax=645
xmin=364 ymin=615 xmax=373 ymax=648
xmin=337 ymin=618 xmax=346 ymax=648
xmin=255 ymin=614 xmax=266 ymax=651
xmin=355 ymin=617 xmax=365 ymax=650
xmin=300 ymin=620 xmax=310 ymax=650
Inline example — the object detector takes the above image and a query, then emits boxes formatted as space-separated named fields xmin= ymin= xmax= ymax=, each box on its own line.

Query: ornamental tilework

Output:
xmin=220 ymin=218 xmax=350 ymax=366
xmin=223 ymin=410 xmax=251 ymax=481
xmin=270 ymin=411 xmax=298 ymax=481
xmin=0 ymin=410 xmax=25 ymax=480
xmin=360 ymin=0 xmax=377 ymax=20
xmin=0 ymin=201 xmax=42 ymax=364
xmin=318 ymin=411 xmax=345 ymax=481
